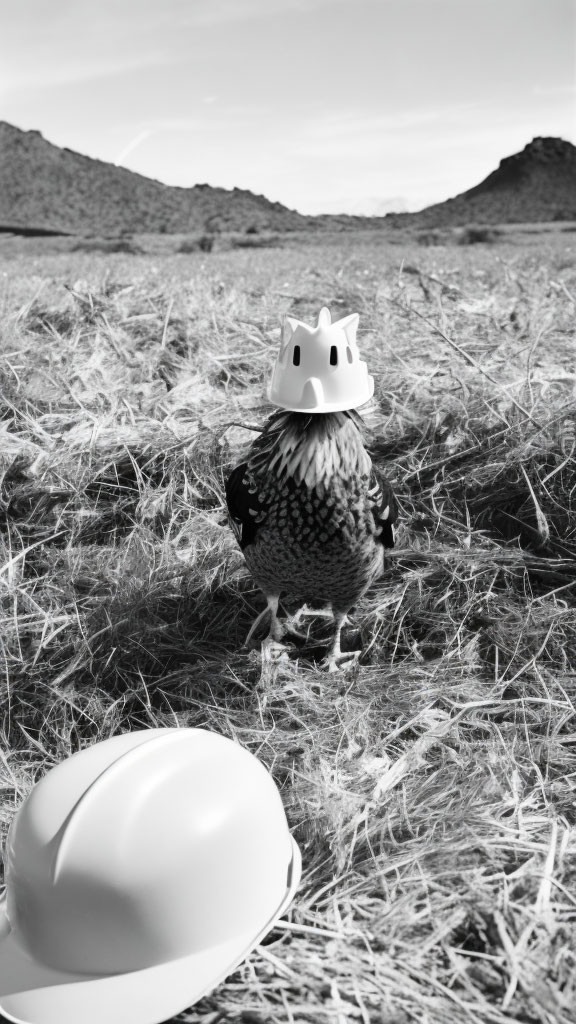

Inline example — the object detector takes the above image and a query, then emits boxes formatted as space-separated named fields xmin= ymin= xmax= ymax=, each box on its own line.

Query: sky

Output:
xmin=1 ymin=0 xmax=575 ymax=215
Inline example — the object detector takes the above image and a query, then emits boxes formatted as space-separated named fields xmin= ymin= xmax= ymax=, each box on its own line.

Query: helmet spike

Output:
xmin=282 ymin=316 xmax=299 ymax=344
xmin=337 ymin=313 xmax=359 ymax=347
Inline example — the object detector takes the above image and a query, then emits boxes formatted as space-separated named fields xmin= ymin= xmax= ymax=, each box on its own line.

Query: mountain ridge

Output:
xmin=1 ymin=122 xmax=575 ymax=235
xmin=400 ymin=136 xmax=576 ymax=226
xmin=0 ymin=121 xmax=313 ymax=235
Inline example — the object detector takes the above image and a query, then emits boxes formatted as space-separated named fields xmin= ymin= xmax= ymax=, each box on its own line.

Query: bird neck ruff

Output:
xmin=247 ymin=411 xmax=372 ymax=491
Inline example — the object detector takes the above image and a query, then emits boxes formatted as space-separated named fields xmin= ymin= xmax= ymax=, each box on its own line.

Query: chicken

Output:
xmin=226 ymin=407 xmax=397 ymax=670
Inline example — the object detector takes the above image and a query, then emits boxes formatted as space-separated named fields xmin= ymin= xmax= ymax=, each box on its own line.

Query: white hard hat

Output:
xmin=268 ymin=306 xmax=374 ymax=413
xmin=0 ymin=728 xmax=301 ymax=1024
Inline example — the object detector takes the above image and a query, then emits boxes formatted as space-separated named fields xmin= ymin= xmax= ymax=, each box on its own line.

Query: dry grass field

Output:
xmin=1 ymin=228 xmax=575 ymax=1024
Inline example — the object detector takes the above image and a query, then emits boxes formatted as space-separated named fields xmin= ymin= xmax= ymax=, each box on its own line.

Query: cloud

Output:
xmin=103 ymin=90 xmax=575 ymax=213
xmin=0 ymin=0 xmax=353 ymax=98
xmin=114 ymin=130 xmax=156 ymax=167
xmin=171 ymin=0 xmax=364 ymax=26
xmin=532 ymin=83 xmax=576 ymax=97
xmin=0 ymin=56 xmax=165 ymax=97
xmin=0 ymin=2 xmax=167 ymax=95
xmin=261 ymin=99 xmax=576 ymax=212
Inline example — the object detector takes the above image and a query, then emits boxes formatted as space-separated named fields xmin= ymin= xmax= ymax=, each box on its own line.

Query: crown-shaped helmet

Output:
xmin=268 ymin=307 xmax=374 ymax=413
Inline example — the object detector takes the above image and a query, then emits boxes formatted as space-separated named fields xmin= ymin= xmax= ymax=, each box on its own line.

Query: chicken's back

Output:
xmin=226 ymin=411 xmax=396 ymax=612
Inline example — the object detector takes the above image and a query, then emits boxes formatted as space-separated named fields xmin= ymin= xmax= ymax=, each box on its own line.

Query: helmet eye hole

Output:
xmin=346 ymin=346 xmax=353 ymax=364
xmin=329 ymin=345 xmax=338 ymax=366
xmin=292 ymin=345 xmax=301 ymax=367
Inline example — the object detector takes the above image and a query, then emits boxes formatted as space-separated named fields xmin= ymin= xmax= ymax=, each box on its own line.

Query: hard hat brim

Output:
xmin=0 ymin=839 xmax=301 ymax=1024
xmin=267 ymin=376 xmax=375 ymax=414
xmin=269 ymin=397 xmax=373 ymax=413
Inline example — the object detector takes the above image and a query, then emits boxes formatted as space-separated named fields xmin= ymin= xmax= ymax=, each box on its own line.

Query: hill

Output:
xmin=0 ymin=121 xmax=313 ymax=236
xmin=1 ymin=122 xmax=575 ymax=235
xmin=404 ymin=136 xmax=576 ymax=227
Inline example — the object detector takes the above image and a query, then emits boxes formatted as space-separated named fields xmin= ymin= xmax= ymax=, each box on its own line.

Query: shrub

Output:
xmin=456 ymin=225 xmax=501 ymax=245
xmin=72 ymin=237 xmax=143 ymax=254
xmin=416 ymin=229 xmax=445 ymax=246
xmin=198 ymin=234 xmax=215 ymax=252
xmin=177 ymin=234 xmax=215 ymax=253
xmin=229 ymin=233 xmax=280 ymax=249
